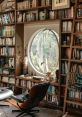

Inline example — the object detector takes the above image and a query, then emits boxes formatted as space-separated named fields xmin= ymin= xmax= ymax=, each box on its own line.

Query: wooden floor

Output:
xmin=0 ymin=101 xmax=78 ymax=117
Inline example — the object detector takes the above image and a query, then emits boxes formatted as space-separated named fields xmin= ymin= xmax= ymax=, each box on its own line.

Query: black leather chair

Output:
xmin=12 ymin=82 xmax=50 ymax=117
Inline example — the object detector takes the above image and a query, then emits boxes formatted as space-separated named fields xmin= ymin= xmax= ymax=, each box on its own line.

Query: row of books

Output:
xmin=77 ymin=6 xmax=82 ymax=17
xmin=17 ymin=0 xmax=51 ymax=10
xmin=72 ymin=48 xmax=82 ymax=60
xmin=0 ymin=0 xmax=15 ymax=12
xmin=68 ymin=87 xmax=82 ymax=101
xmin=76 ymin=22 xmax=82 ymax=32
xmin=17 ymin=9 xmax=56 ymax=22
xmin=58 ymin=6 xmax=73 ymax=19
xmin=0 ymin=26 xmax=15 ymax=37
xmin=0 ymin=81 xmax=15 ymax=92
xmin=74 ymin=35 xmax=82 ymax=46
xmin=17 ymin=0 xmax=37 ymax=10
xmin=67 ymin=103 xmax=82 ymax=111
xmin=0 ymin=12 xmax=15 ymax=25
xmin=49 ymin=6 xmax=73 ymax=19
xmin=45 ymin=94 xmax=59 ymax=105
xmin=47 ymin=86 xmax=58 ymax=95
xmin=0 ymin=58 xmax=15 ymax=68
xmin=0 ymin=47 xmax=15 ymax=56
xmin=0 ymin=67 xmax=15 ymax=75
xmin=16 ymin=79 xmax=32 ymax=88
xmin=17 ymin=11 xmax=38 ymax=22
xmin=71 ymin=64 xmax=82 ymax=74
xmin=0 ymin=37 xmax=15 ymax=46
xmin=62 ymin=21 xmax=72 ymax=32
xmin=50 ymin=7 xmax=73 ymax=19
xmin=61 ymin=61 xmax=68 ymax=74
xmin=9 ymin=58 xmax=15 ymax=68
xmin=0 ymin=76 xmax=15 ymax=84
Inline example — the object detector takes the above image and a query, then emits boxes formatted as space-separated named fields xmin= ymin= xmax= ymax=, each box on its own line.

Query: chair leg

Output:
xmin=16 ymin=111 xmax=25 ymax=117
xmin=12 ymin=109 xmax=39 ymax=117
xmin=12 ymin=110 xmax=21 ymax=112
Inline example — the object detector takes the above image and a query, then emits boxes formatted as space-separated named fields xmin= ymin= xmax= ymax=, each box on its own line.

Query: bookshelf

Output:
xmin=0 ymin=0 xmax=16 ymax=89
xmin=16 ymin=0 xmax=52 ymax=23
xmin=59 ymin=2 xmax=74 ymax=109
xmin=63 ymin=0 xmax=82 ymax=115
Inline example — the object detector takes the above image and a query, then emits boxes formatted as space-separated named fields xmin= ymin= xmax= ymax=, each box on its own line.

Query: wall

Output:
xmin=16 ymin=25 xmax=24 ymax=75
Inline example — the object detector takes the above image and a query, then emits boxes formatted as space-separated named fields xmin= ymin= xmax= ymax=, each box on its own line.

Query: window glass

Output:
xmin=28 ymin=29 xmax=59 ymax=75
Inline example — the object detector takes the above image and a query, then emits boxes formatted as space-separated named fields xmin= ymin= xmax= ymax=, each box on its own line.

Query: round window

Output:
xmin=28 ymin=29 xmax=59 ymax=75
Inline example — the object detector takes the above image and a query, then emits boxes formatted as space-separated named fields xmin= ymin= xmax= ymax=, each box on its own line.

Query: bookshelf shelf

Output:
xmin=61 ymin=59 xmax=69 ymax=61
xmin=77 ymin=17 xmax=82 ymax=19
xmin=0 ymin=55 xmax=15 ymax=58
xmin=62 ymin=18 xmax=73 ymax=21
xmin=16 ymin=19 xmax=56 ymax=25
xmin=61 ymin=45 xmax=70 ymax=48
xmin=73 ymin=32 xmax=82 ymax=35
xmin=60 ymin=74 xmax=66 ymax=76
xmin=75 ymin=19 xmax=82 ymax=22
xmin=61 ymin=85 xmax=66 ymax=87
xmin=70 ymin=59 xmax=82 ymax=63
xmin=0 ymin=9 xmax=15 ymax=14
xmin=15 ymin=85 xmax=29 ymax=90
xmin=0 ymin=81 xmax=15 ymax=85
xmin=60 ymin=95 xmax=65 ymax=98
xmin=0 ymin=36 xmax=15 ymax=38
xmin=66 ymin=100 xmax=82 ymax=107
xmin=61 ymin=32 xmax=72 ymax=34
xmin=16 ymin=76 xmax=32 ymax=81
xmin=72 ymin=46 xmax=82 ymax=49
xmin=0 ymin=23 xmax=15 ymax=27
xmin=16 ymin=20 xmax=47 ymax=25
xmin=16 ymin=5 xmax=51 ymax=12
xmin=0 ymin=75 xmax=15 ymax=77
xmin=0 ymin=45 xmax=15 ymax=47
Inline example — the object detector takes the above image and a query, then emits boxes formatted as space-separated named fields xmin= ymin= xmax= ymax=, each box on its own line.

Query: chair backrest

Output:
xmin=21 ymin=82 xmax=50 ymax=110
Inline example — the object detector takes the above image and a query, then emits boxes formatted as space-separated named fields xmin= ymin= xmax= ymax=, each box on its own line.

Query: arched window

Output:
xmin=28 ymin=29 xmax=59 ymax=76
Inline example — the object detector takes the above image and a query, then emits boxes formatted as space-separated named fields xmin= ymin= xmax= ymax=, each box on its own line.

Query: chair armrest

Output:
xmin=11 ymin=94 xmax=29 ymax=103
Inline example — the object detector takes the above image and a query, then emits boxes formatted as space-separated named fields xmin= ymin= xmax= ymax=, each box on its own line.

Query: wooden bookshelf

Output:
xmin=0 ymin=0 xmax=16 ymax=91
xmin=63 ymin=0 xmax=82 ymax=115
